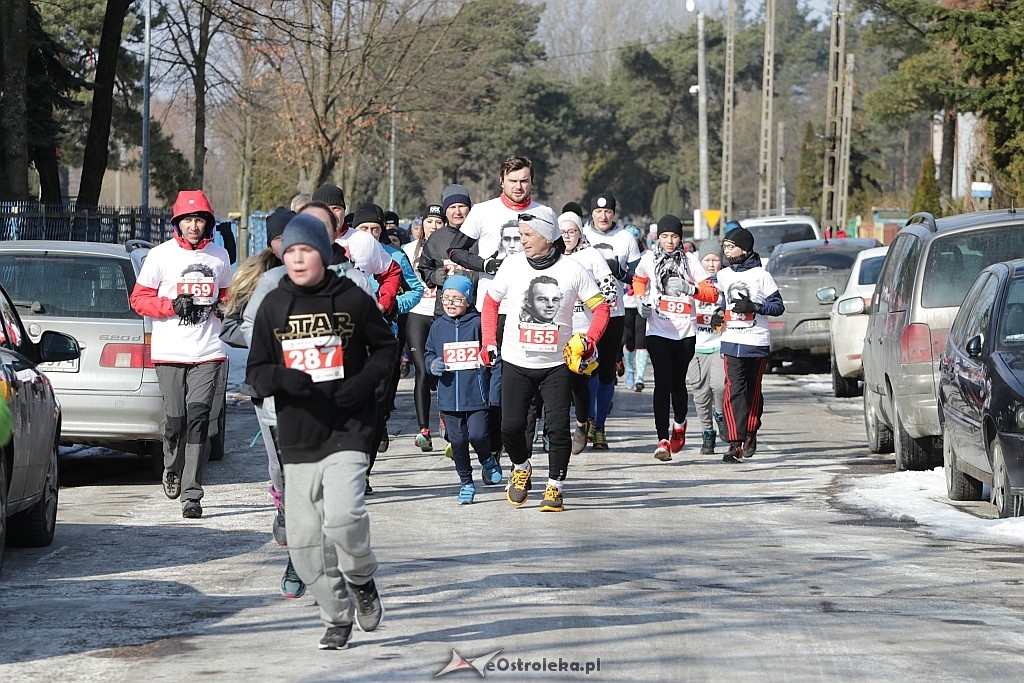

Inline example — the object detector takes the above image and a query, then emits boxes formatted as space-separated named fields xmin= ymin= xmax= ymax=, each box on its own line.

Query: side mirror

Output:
xmin=816 ymin=286 xmax=837 ymax=303
xmin=965 ymin=334 xmax=983 ymax=358
xmin=836 ymin=296 xmax=866 ymax=316
xmin=40 ymin=330 xmax=80 ymax=363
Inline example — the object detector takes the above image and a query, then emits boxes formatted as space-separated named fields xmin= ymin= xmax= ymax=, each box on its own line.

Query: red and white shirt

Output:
xmin=633 ymin=250 xmax=710 ymax=341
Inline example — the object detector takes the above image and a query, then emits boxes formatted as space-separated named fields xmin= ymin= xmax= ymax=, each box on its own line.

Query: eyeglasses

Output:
xmin=518 ymin=213 xmax=553 ymax=225
xmin=441 ymin=297 xmax=468 ymax=305
xmin=722 ymin=241 xmax=739 ymax=250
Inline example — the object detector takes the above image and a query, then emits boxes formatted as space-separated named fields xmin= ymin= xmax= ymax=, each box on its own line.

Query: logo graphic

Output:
xmin=435 ymin=649 xmax=503 ymax=678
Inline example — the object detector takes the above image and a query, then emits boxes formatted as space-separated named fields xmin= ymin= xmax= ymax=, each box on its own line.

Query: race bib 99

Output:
xmin=658 ymin=296 xmax=692 ymax=318
xmin=282 ymin=335 xmax=345 ymax=382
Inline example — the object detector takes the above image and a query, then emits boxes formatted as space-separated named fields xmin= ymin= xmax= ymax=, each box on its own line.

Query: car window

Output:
xmin=890 ymin=236 xmax=921 ymax=313
xmin=999 ymin=279 xmax=1024 ymax=346
xmin=921 ymin=224 xmax=1024 ymax=308
xmin=949 ymin=273 xmax=992 ymax=348
xmin=767 ymin=247 xmax=863 ymax=276
xmin=857 ymin=255 xmax=886 ymax=286
xmin=749 ymin=223 xmax=818 ymax=256
xmin=874 ymin=234 xmax=916 ymax=314
xmin=954 ymin=273 xmax=999 ymax=349
xmin=0 ymin=288 xmax=29 ymax=355
xmin=0 ymin=254 xmax=138 ymax=319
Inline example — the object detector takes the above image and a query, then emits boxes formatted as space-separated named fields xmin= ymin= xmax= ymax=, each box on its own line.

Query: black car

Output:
xmin=939 ymin=259 xmax=1024 ymax=517
xmin=0 ymin=282 xmax=81 ymax=576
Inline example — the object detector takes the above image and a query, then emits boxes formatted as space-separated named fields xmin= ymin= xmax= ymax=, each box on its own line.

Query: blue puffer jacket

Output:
xmin=424 ymin=307 xmax=490 ymax=412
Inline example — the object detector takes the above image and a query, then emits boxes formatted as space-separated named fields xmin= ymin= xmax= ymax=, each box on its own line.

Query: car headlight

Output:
xmin=1016 ymin=406 xmax=1024 ymax=430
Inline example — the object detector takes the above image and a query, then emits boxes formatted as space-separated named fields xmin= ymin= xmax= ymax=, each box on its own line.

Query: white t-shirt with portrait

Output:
xmin=634 ymin=250 xmax=710 ymax=341
xmin=715 ymin=265 xmax=779 ymax=349
xmin=489 ymin=252 xmax=600 ymax=369
xmin=582 ymin=222 xmax=641 ymax=318
xmin=567 ymin=247 xmax=617 ymax=334
xmin=459 ymin=196 xmax=544 ymax=309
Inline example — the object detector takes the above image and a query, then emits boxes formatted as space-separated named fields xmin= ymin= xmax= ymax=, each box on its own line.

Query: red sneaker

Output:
xmin=654 ymin=439 xmax=672 ymax=461
xmin=669 ymin=421 xmax=687 ymax=454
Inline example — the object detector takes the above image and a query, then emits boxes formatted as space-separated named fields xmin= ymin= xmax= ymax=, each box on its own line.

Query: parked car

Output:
xmin=816 ymin=246 xmax=889 ymax=397
xmin=938 ymin=260 xmax=1024 ymax=517
xmin=0 ymin=240 xmax=227 ymax=469
xmin=764 ymin=238 xmax=880 ymax=369
xmin=0 ymin=282 xmax=80 ymax=576
xmin=738 ymin=214 xmax=822 ymax=259
xmin=862 ymin=209 xmax=1024 ymax=471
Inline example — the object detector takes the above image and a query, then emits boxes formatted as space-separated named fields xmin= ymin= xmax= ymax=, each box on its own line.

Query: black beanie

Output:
xmin=352 ymin=202 xmax=385 ymax=230
xmin=561 ymin=201 xmax=584 ymax=218
xmin=426 ymin=204 xmax=445 ymax=223
xmin=590 ymin=192 xmax=617 ymax=212
xmin=383 ymin=210 xmax=400 ymax=225
xmin=725 ymin=225 xmax=755 ymax=253
xmin=312 ymin=183 xmax=346 ymax=209
xmin=656 ymin=214 xmax=684 ymax=238
xmin=265 ymin=207 xmax=295 ymax=248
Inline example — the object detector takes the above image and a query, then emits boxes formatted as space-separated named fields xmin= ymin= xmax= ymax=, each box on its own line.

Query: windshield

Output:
xmin=922 ymin=225 xmax=1024 ymax=308
xmin=767 ymin=247 xmax=863 ymax=276
xmin=750 ymin=223 xmax=817 ymax=256
xmin=858 ymin=255 xmax=886 ymax=286
xmin=0 ymin=254 xmax=138 ymax=319
xmin=999 ymin=279 xmax=1024 ymax=347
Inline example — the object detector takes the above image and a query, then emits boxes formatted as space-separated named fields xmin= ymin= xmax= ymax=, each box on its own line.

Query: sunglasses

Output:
xmin=518 ymin=213 xmax=553 ymax=225
xmin=441 ymin=297 xmax=468 ymax=305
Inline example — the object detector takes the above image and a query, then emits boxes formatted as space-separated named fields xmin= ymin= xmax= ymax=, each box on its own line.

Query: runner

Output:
xmin=687 ymin=239 xmax=728 ymax=454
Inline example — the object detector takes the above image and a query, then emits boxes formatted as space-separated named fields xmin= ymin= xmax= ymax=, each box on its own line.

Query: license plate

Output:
xmin=803 ymin=319 xmax=830 ymax=333
xmin=39 ymin=357 xmax=80 ymax=373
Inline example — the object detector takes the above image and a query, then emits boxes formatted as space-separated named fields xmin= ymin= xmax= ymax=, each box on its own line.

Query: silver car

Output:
xmin=0 ymin=240 xmax=226 ymax=465
xmin=862 ymin=209 xmax=1024 ymax=471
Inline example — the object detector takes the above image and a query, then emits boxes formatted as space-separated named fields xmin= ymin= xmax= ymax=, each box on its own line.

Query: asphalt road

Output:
xmin=2 ymin=372 xmax=1023 ymax=682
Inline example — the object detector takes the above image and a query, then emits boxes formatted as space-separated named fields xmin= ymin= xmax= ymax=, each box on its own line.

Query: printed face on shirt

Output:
xmin=284 ymin=244 xmax=327 ymax=287
xmin=658 ymin=232 xmax=682 ymax=252
xmin=501 ymin=222 xmax=523 ymax=257
xmin=523 ymin=276 xmax=562 ymax=324
xmin=501 ymin=167 xmax=533 ymax=203
xmin=178 ymin=216 xmax=206 ymax=246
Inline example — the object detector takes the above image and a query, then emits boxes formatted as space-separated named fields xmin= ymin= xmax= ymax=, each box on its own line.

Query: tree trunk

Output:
xmin=78 ymin=0 xmax=131 ymax=206
xmin=940 ymin=106 xmax=957 ymax=205
xmin=191 ymin=3 xmax=213 ymax=188
xmin=0 ymin=0 xmax=30 ymax=201
xmin=31 ymin=145 xmax=62 ymax=203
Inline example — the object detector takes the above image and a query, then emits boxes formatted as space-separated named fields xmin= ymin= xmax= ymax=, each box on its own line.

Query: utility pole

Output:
xmin=141 ymin=0 xmax=151 ymax=209
xmin=777 ymin=121 xmax=786 ymax=214
xmin=720 ymin=0 xmax=736 ymax=229
xmin=821 ymin=0 xmax=847 ymax=235
xmin=388 ymin=112 xmax=396 ymax=211
xmin=836 ymin=55 xmax=855 ymax=233
xmin=697 ymin=9 xmax=710 ymax=238
xmin=756 ymin=0 xmax=776 ymax=215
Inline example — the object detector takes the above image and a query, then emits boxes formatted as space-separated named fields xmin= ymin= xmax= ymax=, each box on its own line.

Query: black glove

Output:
xmin=606 ymin=258 xmax=624 ymax=280
xmin=172 ymin=293 xmax=194 ymax=320
xmin=335 ymin=376 xmax=374 ymax=409
xmin=213 ymin=301 xmax=226 ymax=320
xmin=711 ymin=310 xmax=725 ymax=328
xmin=278 ymin=368 xmax=314 ymax=397
xmin=483 ymin=256 xmax=503 ymax=275
xmin=732 ymin=293 xmax=758 ymax=314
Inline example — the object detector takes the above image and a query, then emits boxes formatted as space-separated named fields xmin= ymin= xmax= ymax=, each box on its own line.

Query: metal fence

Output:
xmin=0 ymin=202 xmax=172 ymax=244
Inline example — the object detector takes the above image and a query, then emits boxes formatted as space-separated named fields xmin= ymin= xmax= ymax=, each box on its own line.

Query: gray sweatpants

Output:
xmin=155 ymin=361 xmax=221 ymax=502
xmin=253 ymin=397 xmax=284 ymax=494
xmin=686 ymin=351 xmax=725 ymax=429
xmin=284 ymin=450 xmax=378 ymax=627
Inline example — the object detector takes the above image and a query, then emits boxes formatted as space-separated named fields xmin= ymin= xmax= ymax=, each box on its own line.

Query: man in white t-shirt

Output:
xmin=129 ymin=190 xmax=232 ymax=519
xmin=480 ymin=206 xmax=610 ymax=513
xmin=581 ymin=192 xmax=642 ymax=450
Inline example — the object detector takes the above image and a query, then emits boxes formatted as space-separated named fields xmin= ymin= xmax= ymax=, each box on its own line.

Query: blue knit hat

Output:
xmin=281 ymin=213 xmax=333 ymax=266
xmin=442 ymin=184 xmax=472 ymax=211
xmin=442 ymin=274 xmax=474 ymax=302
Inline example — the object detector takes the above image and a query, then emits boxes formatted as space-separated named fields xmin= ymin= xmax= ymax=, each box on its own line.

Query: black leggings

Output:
xmin=501 ymin=362 xmax=572 ymax=481
xmin=595 ymin=316 xmax=625 ymax=385
xmin=645 ymin=335 xmax=696 ymax=440
xmin=406 ymin=312 xmax=435 ymax=430
xmin=623 ymin=307 xmax=646 ymax=351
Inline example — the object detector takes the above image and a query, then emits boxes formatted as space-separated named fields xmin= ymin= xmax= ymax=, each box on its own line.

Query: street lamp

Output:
xmin=686 ymin=0 xmax=710 ymax=239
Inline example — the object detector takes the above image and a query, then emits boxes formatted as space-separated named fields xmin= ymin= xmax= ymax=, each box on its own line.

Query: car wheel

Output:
xmin=864 ymin=391 xmax=894 ymax=454
xmin=831 ymin=353 xmax=860 ymax=398
xmin=943 ymin=424 xmax=982 ymax=501
xmin=7 ymin=440 xmax=59 ymax=547
xmin=147 ymin=441 xmax=165 ymax=481
xmin=0 ymin=457 xmax=8 ymax=577
xmin=991 ymin=441 xmax=1024 ymax=518
xmin=893 ymin=402 xmax=933 ymax=471
xmin=208 ymin=393 xmax=226 ymax=462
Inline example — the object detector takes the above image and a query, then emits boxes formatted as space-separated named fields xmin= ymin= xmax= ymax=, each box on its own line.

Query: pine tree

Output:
xmin=910 ymin=155 xmax=941 ymax=216
xmin=795 ymin=121 xmax=822 ymax=217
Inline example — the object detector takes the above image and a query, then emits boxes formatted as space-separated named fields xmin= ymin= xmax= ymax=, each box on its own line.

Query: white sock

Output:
xmin=673 ymin=421 xmax=686 ymax=430
xmin=547 ymin=478 xmax=563 ymax=491
xmin=514 ymin=460 xmax=531 ymax=471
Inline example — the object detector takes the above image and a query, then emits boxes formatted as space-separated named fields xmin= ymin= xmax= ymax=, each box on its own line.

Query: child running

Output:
xmin=424 ymin=275 xmax=502 ymax=504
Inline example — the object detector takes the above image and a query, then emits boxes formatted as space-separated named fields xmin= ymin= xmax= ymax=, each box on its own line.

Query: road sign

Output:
xmin=703 ymin=210 xmax=722 ymax=229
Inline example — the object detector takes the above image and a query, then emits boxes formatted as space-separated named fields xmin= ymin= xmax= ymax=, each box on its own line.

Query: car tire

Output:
xmin=147 ymin=441 xmax=165 ymax=480
xmin=943 ymin=424 xmax=982 ymax=501
xmin=208 ymin=393 xmax=226 ymax=462
xmin=864 ymin=391 xmax=894 ymax=454
xmin=7 ymin=440 xmax=59 ymax=548
xmin=0 ymin=456 xmax=8 ymax=577
xmin=991 ymin=441 xmax=1024 ymax=518
xmin=831 ymin=353 xmax=861 ymax=398
xmin=893 ymin=402 xmax=933 ymax=471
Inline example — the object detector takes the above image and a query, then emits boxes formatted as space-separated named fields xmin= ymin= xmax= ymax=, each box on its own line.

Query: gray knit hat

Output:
xmin=281 ymin=214 xmax=333 ymax=267
xmin=441 ymin=184 xmax=472 ymax=211
xmin=698 ymin=238 xmax=723 ymax=260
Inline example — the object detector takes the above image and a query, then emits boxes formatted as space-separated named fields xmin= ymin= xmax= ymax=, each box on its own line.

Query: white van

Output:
xmin=735 ymin=215 xmax=822 ymax=258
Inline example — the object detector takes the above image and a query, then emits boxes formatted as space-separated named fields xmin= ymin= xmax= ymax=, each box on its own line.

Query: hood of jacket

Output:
xmin=730 ymin=252 xmax=763 ymax=272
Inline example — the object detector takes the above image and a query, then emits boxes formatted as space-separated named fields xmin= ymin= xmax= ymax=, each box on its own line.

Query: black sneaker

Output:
xmin=722 ymin=443 xmax=746 ymax=463
xmin=181 ymin=500 xmax=203 ymax=518
xmin=378 ymin=432 xmax=390 ymax=453
xmin=700 ymin=429 xmax=716 ymax=455
xmin=318 ymin=624 xmax=352 ymax=650
xmin=743 ymin=434 xmax=757 ymax=458
xmin=162 ymin=468 xmax=181 ymax=500
xmin=364 ymin=474 xmax=374 ymax=496
xmin=348 ymin=579 xmax=384 ymax=632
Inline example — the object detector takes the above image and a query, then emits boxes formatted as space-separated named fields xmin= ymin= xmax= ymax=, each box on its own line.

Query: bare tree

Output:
xmin=0 ymin=0 xmax=29 ymax=200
